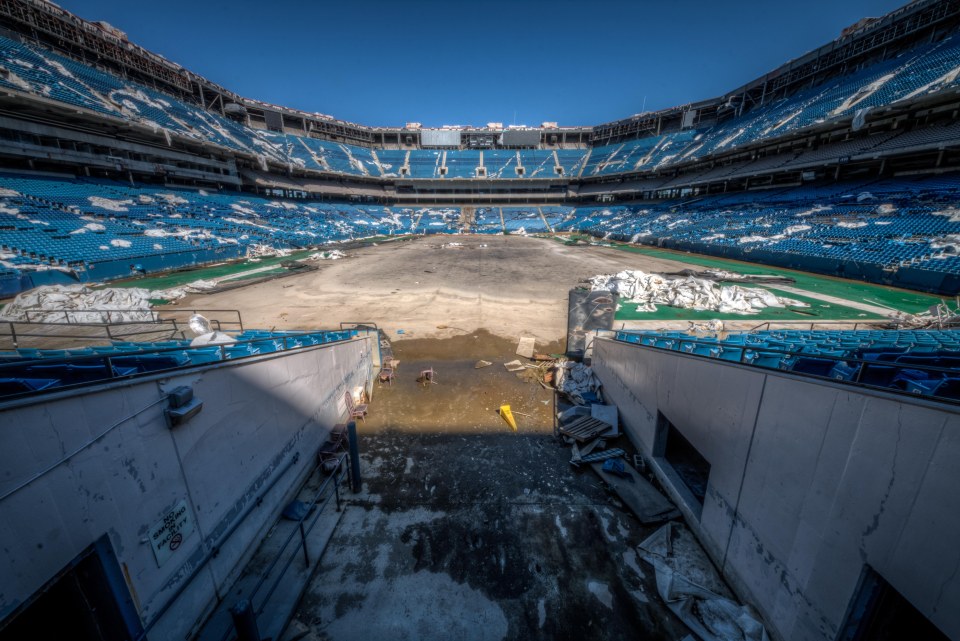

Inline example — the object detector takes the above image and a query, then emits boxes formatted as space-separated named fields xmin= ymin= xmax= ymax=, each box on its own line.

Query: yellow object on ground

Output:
xmin=499 ymin=404 xmax=517 ymax=432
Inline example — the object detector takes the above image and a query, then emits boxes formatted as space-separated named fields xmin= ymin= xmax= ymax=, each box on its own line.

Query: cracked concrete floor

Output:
xmin=280 ymin=333 xmax=688 ymax=641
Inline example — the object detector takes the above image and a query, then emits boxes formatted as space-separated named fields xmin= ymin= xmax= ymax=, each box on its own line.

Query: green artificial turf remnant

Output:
xmin=559 ymin=237 xmax=944 ymax=316
xmin=98 ymin=250 xmax=314 ymax=291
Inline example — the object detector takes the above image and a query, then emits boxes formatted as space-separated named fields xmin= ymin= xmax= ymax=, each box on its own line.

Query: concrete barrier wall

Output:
xmin=592 ymin=337 xmax=960 ymax=641
xmin=0 ymin=335 xmax=374 ymax=639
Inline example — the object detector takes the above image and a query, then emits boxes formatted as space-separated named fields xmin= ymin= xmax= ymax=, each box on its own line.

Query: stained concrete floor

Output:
xmin=281 ymin=332 xmax=689 ymax=641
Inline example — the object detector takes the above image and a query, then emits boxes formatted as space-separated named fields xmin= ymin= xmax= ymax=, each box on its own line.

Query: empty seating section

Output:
xmin=0 ymin=173 xmax=418 ymax=284
xmin=483 ymin=151 xmax=520 ymax=178
xmin=3 ymin=31 xmax=960 ymax=182
xmin=444 ymin=150 xmax=480 ymax=178
xmin=561 ymin=174 xmax=960 ymax=291
xmin=411 ymin=207 xmax=461 ymax=233
xmin=616 ymin=329 xmax=960 ymax=402
xmin=375 ymin=150 xmax=408 ymax=177
xmin=556 ymin=150 xmax=588 ymax=177
xmin=500 ymin=207 xmax=546 ymax=233
xmin=472 ymin=207 xmax=502 ymax=233
xmin=520 ymin=150 xmax=559 ymax=178
xmin=405 ymin=150 xmax=442 ymax=178
xmin=0 ymin=329 xmax=356 ymax=398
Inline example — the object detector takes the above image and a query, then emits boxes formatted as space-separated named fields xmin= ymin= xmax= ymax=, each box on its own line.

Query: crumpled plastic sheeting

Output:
xmin=0 ymin=281 xmax=220 ymax=323
xmin=638 ymin=524 xmax=770 ymax=641
xmin=589 ymin=270 xmax=808 ymax=315
xmin=554 ymin=361 xmax=600 ymax=404
xmin=0 ymin=285 xmax=155 ymax=323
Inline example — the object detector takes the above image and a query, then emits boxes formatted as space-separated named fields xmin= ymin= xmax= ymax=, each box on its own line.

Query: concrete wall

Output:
xmin=592 ymin=337 xmax=960 ymax=641
xmin=0 ymin=335 xmax=374 ymax=639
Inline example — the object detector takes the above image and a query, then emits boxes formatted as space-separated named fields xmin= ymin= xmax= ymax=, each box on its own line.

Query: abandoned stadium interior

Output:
xmin=0 ymin=0 xmax=958 ymax=640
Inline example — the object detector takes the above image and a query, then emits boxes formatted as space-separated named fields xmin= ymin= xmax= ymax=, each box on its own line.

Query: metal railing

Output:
xmin=0 ymin=318 xmax=183 ymax=348
xmin=157 ymin=308 xmax=245 ymax=333
xmin=225 ymin=452 xmax=349 ymax=641
xmin=748 ymin=320 xmax=879 ymax=332
xmin=613 ymin=331 xmax=960 ymax=405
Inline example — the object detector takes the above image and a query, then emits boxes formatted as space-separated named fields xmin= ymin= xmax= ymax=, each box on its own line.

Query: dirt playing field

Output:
xmin=171 ymin=234 xmax=926 ymax=345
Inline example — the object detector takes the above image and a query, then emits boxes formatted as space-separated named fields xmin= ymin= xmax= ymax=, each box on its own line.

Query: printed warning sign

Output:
xmin=148 ymin=499 xmax=195 ymax=567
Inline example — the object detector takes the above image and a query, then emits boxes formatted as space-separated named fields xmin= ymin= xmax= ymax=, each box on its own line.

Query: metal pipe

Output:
xmin=348 ymin=421 xmax=361 ymax=493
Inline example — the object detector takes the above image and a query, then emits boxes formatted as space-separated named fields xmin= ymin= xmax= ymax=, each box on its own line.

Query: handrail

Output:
xmin=134 ymin=449 xmax=305 ymax=639
xmin=156 ymin=309 xmax=245 ymax=333
xmin=613 ymin=330 xmax=960 ymax=404
xmin=0 ymin=318 xmax=184 ymax=348
xmin=22 ymin=308 xmax=164 ymax=324
xmin=218 ymin=452 xmax=350 ymax=641
xmin=748 ymin=320 xmax=879 ymax=331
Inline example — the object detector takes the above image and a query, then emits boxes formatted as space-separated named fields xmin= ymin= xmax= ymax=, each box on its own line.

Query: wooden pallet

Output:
xmin=558 ymin=416 xmax=614 ymax=442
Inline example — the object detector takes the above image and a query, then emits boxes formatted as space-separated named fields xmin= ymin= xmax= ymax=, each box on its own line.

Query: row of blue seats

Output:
xmin=0 ymin=330 xmax=356 ymax=398
xmin=615 ymin=329 xmax=960 ymax=401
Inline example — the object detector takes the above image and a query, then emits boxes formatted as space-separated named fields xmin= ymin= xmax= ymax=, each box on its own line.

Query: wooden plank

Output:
xmin=558 ymin=415 xmax=614 ymax=442
xmin=591 ymin=461 xmax=680 ymax=525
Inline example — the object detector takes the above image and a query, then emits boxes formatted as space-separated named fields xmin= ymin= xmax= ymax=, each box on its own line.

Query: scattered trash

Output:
xmin=246 ymin=244 xmax=291 ymax=259
xmin=580 ymin=447 xmax=626 ymax=464
xmin=593 ymin=461 xmax=680 ymax=524
xmin=559 ymin=415 xmax=615 ymax=442
xmin=554 ymin=361 xmax=601 ymax=404
xmin=687 ymin=319 xmax=725 ymax=333
xmin=396 ymin=329 xmax=406 ymax=334
xmin=516 ymin=336 xmax=536 ymax=359
xmin=602 ymin=458 xmax=634 ymax=481
xmin=504 ymin=360 xmax=526 ymax=372
xmin=639 ymin=524 xmax=770 ymax=641
xmin=887 ymin=298 xmax=960 ymax=329
xmin=281 ymin=500 xmax=312 ymax=521
xmin=590 ymin=404 xmax=619 ymax=436
xmin=474 ymin=360 xmax=493 ymax=369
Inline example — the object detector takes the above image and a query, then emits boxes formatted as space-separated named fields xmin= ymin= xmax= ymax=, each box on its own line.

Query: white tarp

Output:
xmin=0 ymin=281 xmax=220 ymax=323
xmin=588 ymin=270 xmax=808 ymax=315
xmin=0 ymin=285 xmax=155 ymax=323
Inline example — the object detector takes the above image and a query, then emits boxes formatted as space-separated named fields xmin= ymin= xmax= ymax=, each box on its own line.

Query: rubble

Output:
xmin=638 ymin=524 xmax=770 ymax=641
xmin=554 ymin=361 xmax=600 ymax=404
xmin=886 ymin=298 xmax=960 ymax=329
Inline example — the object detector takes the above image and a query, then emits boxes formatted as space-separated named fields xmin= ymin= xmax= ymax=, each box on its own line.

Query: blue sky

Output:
xmin=57 ymin=0 xmax=908 ymax=127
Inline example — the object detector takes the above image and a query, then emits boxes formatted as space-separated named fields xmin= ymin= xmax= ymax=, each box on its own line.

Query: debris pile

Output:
xmin=554 ymin=361 xmax=600 ymax=404
xmin=588 ymin=270 xmax=808 ymax=314
xmin=887 ymin=298 xmax=960 ymax=329
xmin=638 ymin=524 xmax=770 ymax=641
xmin=246 ymin=244 xmax=291 ymax=259
xmin=306 ymin=250 xmax=346 ymax=260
